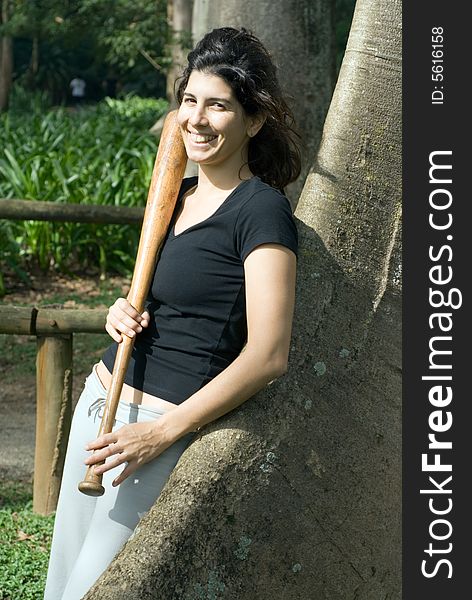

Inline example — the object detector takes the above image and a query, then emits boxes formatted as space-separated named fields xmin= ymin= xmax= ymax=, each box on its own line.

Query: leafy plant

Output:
xmin=0 ymin=95 xmax=167 ymax=277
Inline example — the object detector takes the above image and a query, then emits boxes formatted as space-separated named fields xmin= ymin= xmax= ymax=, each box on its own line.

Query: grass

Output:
xmin=0 ymin=482 xmax=54 ymax=600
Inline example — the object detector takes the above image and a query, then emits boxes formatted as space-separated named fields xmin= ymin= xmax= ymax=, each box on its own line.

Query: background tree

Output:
xmin=77 ymin=0 xmax=168 ymax=96
xmin=2 ymin=0 xmax=169 ymax=107
xmin=0 ymin=0 xmax=13 ymax=111
xmin=85 ymin=0 xmax=402 ymax=597
xmin=165 ymin=0 xmax=193 ymax=105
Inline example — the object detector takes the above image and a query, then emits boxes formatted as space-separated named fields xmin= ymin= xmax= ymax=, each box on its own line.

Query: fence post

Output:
xmin=33 ymin=334 xmax=73 ymax=515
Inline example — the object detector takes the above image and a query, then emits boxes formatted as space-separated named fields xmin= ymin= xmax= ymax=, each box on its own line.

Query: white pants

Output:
xmin=44 ymin=365 xmax=196 ymax=600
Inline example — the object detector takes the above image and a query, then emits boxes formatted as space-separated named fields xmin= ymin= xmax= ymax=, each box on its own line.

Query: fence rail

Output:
xmin=0 ymin=305 xmax=107 ymax=515
xmin=0 ymin=198 xmax=144 ymax=224
xmin=0 ymin=197 xmax=131 ymax=513
xmin=0 ymin=305 xmax=106 ymax=335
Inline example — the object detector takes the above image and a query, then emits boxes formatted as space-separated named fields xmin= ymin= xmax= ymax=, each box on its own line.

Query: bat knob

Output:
xmin=78 ymin=465 xmax=105 ymax=496
xmin=78 ymin=480 xmax=105 ymax=496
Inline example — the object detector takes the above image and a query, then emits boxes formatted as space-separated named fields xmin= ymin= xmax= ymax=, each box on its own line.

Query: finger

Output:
xmin=112 ymin=461 xmax=137 ymax=487
xmin=108 ymin=299 xmax=143 ymax=326
xmin=105 ymin=322 xmax=122 ymax=343
xmin=107 ymin=313 xmax=142 ymax=338
xmin=109 ymin=307 xmax=143 ymax=329
xmin=141 ymin=311 xmax=150 ymax=327
xmin=94 ymin=454 xmax=126 ymax=476
xmin=117 ymin=297 xmax=145 ymax=322
xmin=85 ymin=433 xmax=116 ymax=451
xmin=84 ymin=442 xmax=123 ymax=467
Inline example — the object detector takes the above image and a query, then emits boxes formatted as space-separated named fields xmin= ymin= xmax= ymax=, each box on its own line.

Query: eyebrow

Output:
xmin=183 ymin=92 xmax=232 ymax=105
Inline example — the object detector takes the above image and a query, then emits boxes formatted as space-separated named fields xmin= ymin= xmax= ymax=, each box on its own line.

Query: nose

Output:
xmin=188 ymin=103 xmax=209 ymax=127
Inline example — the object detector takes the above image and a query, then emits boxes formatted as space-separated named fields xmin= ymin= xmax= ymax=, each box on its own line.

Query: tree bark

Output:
xmin=150 ymin=0 xmax=195 ymax=174
xmin=192 ymin=0 xmax=336 ymax=206
xmin=166 ymin=0 xmax=194 ymax=105
xmin=27 ymin=34 xmax=39 ymax=87
xmin=86 ymin=0 xmax=401 ymax=597
xmin=0 ymin=0 xmax=13 ymax=112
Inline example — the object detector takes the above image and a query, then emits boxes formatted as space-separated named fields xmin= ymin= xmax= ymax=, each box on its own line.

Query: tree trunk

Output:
xmin=86 ymin=0 xmax=401 ymax=597
xmin=166 ymin=0 xmax=194 ymax=105
xmin=150 ymin=0 xmax=195 ymax=174
xmin=26 ymin=34 xmax=39 ymax=88
xmin=192 ymin=0 xmax=336 ymax=206
xmin=0 ymin=0 xmax=13 ymax=112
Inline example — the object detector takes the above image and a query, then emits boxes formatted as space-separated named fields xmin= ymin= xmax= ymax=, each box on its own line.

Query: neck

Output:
xmin=194 ymin=144 xmax=254 ymax=194
xmin=196 ymin=164 xmax=254 ymax=194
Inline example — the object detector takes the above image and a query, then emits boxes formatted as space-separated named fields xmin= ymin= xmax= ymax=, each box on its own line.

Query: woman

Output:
xmin=44 ymin=27 xmax=300 ymax=599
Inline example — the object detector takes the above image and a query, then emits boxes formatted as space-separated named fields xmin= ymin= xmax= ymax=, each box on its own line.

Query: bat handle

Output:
xmin=78 ymin=465 xmax=105 ymax=496
xmin=78 ymin=335 xmax=134 ymax=496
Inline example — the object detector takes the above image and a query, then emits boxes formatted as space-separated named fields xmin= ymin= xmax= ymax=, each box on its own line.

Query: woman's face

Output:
xmin=178 ymin=70 xmax=258 ymax=173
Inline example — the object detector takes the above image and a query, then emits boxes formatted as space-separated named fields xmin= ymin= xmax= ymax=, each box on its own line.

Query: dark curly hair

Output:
xmin=175 ymin=27 xmax=301 ymax=191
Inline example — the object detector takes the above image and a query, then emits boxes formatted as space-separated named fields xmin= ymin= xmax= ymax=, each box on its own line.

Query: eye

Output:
xmin=212 ymin=102 xmax=226 ymax=110
xmin=183 ymin=96 xmax=196 ymax=104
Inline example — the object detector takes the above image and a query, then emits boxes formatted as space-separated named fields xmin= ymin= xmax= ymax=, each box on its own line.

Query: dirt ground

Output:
xmin=0 ymin=271 xmax=128 ymax=484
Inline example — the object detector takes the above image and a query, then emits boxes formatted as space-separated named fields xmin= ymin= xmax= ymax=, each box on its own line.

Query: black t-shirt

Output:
xmin=101 ymin=175 xmax=298 ymax=405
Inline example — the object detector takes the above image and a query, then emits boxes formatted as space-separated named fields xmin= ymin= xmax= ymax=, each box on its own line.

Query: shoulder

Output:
xmin=240 ymin=176 xmax=289 ymax=205
xmin=236 ymin=177 xmax=295 ymax=223
xmin=235 ymin=177 xmax=298 ymax=262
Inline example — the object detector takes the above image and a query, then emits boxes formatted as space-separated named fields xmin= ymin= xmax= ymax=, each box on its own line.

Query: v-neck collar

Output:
xmin=170 ymin=177 xmax=256 ymax=239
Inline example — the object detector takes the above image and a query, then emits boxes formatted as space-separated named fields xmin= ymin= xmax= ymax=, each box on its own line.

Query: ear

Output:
xmin=247 ymin=112 xmax=267 ymax=138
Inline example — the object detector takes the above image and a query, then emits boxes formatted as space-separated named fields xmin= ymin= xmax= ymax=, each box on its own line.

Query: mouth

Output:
xmin=187 ymin=130 xmax=218 ymax=144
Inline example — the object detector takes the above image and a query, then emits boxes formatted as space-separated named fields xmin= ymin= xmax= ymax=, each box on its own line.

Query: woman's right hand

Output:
xmin=105 ymin=297 xmax=150 ymax=343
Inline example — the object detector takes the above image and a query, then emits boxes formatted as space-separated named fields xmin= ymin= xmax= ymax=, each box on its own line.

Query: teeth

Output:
xmin=188 ymin=132 xmax=217 ymax=143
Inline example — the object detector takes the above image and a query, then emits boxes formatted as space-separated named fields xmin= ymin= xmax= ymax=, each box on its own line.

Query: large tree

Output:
xmin=86 ymin=0 xmax=401 ymax=597
xmin=0 ymin=0 xmax=13 ymax=111
xmin=192 ymin=0 xmax=336 ymax=204
xmin=165 ymin=0 xmax=193 ymax=105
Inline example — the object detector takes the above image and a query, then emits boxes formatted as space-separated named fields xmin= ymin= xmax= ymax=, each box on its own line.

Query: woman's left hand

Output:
xmin=84 ymin=420 xmax=172 ymax=487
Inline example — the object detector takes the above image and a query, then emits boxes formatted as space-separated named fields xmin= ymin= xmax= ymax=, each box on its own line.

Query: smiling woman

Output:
xmin=178 ymin=71 xmax=264 ymax=175
xmin=44 ymin=27 xmax=301 ymax=600
xmin=174 ymin=70 xmax=267 ymax=233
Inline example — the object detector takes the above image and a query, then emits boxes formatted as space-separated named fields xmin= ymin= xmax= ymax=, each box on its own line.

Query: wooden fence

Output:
xmin=0 ymin=197 xmax=138 ymax=514
xmin=0 ymin=305 xmax=107 ymax=515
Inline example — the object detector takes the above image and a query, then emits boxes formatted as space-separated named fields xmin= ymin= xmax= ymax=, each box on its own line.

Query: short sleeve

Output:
xmin=235 ymin=188 xmax=298 ymax=262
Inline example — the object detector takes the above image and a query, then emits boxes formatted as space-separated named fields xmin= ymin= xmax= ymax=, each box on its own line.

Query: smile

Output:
xmin=187 ymin=131 xmax=218 ymax=143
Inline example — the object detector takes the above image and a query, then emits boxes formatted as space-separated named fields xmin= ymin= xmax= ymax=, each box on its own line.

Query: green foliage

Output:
xmin=0 ymin=94 xmax=167 ymax=275
xmin=98 ymin=94 xmax=167 ymax=123
xmin=8 ymin=84 xmax=53 ymax=114
xmin=0 ymin=221 xmax=30 ymax=297
xmin=6 ymin=0 xmax=169 ymax=102
xmin=78 ymin=0 xmax=169 ymax=70
xmin=0 ymin=482 xmax=54 ymax=600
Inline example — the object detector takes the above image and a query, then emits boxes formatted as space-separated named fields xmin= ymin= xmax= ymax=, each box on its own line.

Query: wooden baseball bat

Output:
xmin=78 ymin=110 xmax=187 ymax=496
